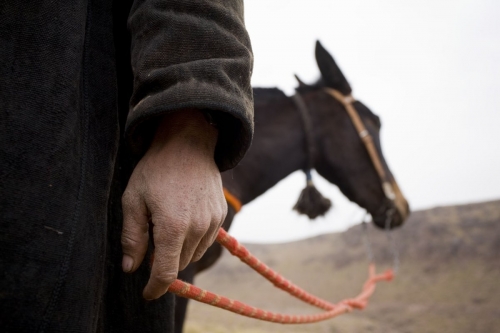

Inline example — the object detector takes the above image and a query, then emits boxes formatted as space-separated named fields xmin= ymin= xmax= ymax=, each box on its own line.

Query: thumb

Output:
xmin=121 ymin=190 xmax=149 ymax=273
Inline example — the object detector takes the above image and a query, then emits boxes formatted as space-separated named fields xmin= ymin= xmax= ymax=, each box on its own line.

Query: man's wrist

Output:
xmin=149 ymin=109 xmax=219 ymax=155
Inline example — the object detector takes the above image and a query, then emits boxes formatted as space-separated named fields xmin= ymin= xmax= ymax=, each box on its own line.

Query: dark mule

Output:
xmin=174 ymin=41 xmax=410 ymax=332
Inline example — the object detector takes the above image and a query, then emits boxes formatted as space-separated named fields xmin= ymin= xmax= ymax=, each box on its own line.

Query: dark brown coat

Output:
xmin=0 ymin=1 xmax=253 ymax=331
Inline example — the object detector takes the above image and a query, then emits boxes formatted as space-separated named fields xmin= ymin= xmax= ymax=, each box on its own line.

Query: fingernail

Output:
xmin=122 ymin=255 xmax=134 ymax=272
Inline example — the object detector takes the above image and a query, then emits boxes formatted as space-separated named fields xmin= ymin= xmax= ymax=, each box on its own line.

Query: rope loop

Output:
xmin=169 ymin=228 xmax=393 ymax=324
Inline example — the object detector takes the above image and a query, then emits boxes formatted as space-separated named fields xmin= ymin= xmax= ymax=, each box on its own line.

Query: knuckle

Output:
xmin=212 ymin=212 xmax=225 ymax=231
xmin=192 ymin=249 xmax=207 ymax=262
xmin=121 ymin=232 xmax=142 ymax=250
xmin=121 ymin=189 xmax=135 ymax=206
xmin=154 ymin=217 xmax=189 ymax=241
xmin=122 ymin=192 xmax=141 ymax=216
xmin=218 ymin=208 xmax=227 ymax=225
xmin=191 ymin=221 xmax=210 ymax=238
xmin=146 ymin=192 xmax=166 ymax=211
xmin=221 ymin=204 xmax=228 ymax=219
xmin=153 ymin=270 xmax=178 ymax=285
xmin=213 ymin=201 xmax=227 ymax=222
xmin=220 ymin=197 xmax=228 ymax=215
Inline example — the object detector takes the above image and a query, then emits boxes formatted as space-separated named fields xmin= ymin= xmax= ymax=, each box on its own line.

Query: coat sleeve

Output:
xmin=125 ymin=0 xmax=254 ymax=171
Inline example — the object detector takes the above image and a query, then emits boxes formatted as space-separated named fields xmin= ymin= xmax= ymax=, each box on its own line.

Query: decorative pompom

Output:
xmin=293 ymin=180 xmax=332 ymax=219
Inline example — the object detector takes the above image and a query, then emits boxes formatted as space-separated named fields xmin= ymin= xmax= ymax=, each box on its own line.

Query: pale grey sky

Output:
xmin=230 ymin=0 xmax=500 ymax=243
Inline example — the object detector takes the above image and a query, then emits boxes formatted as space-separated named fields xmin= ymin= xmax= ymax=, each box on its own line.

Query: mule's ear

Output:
xmin=315 ymin=40 xmax=352 ymax=95
xmin=294 ymin=74 xmax=308 ymax=88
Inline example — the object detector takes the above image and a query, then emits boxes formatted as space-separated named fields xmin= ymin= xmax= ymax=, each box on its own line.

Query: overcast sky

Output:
xmin=229 ymin=0 xmax=500 ymax=243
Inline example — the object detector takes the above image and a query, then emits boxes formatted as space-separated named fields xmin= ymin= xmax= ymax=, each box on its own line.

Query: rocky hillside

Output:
xmin=184 ymin=200 xmax=500 ymax=333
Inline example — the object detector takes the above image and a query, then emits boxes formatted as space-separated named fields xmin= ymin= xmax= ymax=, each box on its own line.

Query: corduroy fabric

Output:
xmin=0 ymin=0 xmax=253 ymax=332
xmin=127 ymin=0 xmax=254 ymax=170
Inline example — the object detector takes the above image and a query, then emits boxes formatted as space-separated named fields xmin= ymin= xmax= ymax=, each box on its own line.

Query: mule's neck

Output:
xmin=221 ymin=93 xmax=307 ymax=205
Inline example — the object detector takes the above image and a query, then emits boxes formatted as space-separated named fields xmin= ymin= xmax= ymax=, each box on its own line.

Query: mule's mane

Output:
xmin=253 ymin=87 xmax=287 ymax=104
xmin=294 ymin=78 xmax=325 ymax=94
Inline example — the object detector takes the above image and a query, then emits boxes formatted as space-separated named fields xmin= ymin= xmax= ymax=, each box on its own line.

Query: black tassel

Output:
xmin=293 ymin=170 xmax=332 ymax=219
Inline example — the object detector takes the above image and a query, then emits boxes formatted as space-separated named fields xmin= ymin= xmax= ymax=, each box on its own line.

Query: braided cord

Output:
xmin=168 ymin=228 xmax=393 ymax=324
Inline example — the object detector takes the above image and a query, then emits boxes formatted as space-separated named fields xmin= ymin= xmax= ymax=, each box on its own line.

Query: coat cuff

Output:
xmin=125 ymin=81 xmax=253 ymax=171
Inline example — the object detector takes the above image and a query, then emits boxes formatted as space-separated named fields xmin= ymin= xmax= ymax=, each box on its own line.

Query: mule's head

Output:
xmin=297 ymin=41 xmax=409 ymax=228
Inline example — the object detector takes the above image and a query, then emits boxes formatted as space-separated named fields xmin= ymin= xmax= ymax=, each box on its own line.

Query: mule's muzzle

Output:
xmin=373 ymin=179 xmax=410 ymax=229
xmin=372 ymin=199 xmax=410 ymax=229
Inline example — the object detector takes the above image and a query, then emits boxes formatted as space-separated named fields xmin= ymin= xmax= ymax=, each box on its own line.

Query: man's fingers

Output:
xmin=143 ymin=264 xmax=179 ymax=301
xmin=184 ymin=199 xmax=226 ymax=265
xmin=178 ymin=219 xmax=211 ymax=270
xmin=121 ymin=190 xmax=149 ymax=273
xmin=143 ymin=215 xmax=185 ymax=300
xmin=141 ymin=189 xmax=226 ymax=300
xmin=191 ymin=214 xmax=225 ymax=263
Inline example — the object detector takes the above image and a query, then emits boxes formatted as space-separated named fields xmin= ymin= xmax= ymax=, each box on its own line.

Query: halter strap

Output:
xmin=224 ymin=94 xmax=317 ymax=215
xmin=291 ymin=93 xmax=316 ymax=174
xmin=223 ymin=89 xmax=395 ymax=215
xmin=323 ymin=88 xmax=396 ymax=201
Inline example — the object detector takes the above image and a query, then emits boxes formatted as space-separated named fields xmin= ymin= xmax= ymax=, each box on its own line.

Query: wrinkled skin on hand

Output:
xmin=121 ymin=109 xmax=227 ymax=300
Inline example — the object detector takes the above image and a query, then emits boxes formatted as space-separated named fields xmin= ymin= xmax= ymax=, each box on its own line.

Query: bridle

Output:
xmin=291 ymin=93 xmax=316 ymax=183
xmin=293 ymin=88 xmax=401 ymax=272
xmin=323 ymin=88 xmax=396 ymax=201
xmin=292 ymin=88 xmax=398 ymax=221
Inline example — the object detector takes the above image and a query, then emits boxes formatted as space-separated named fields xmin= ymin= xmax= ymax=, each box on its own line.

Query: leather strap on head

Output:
xmin=292 ymin=93 xmax=316 ymax=172
xmin=324 ymin=88 xmax=396 ymax=201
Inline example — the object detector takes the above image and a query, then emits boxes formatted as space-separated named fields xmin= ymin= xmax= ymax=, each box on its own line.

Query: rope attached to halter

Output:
xmin=168 ymin=228 xmax=394 ymax=324
xmin=223 ymin=187 xmax=242 ymax=213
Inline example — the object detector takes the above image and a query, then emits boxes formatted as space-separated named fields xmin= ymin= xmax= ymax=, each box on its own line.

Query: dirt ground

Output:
xmin=184 ymin=200 xmax=500 ymax=333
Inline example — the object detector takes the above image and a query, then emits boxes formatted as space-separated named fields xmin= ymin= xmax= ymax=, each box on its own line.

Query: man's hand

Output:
xmin=121 ymin=109 xmax=227 ymax=300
